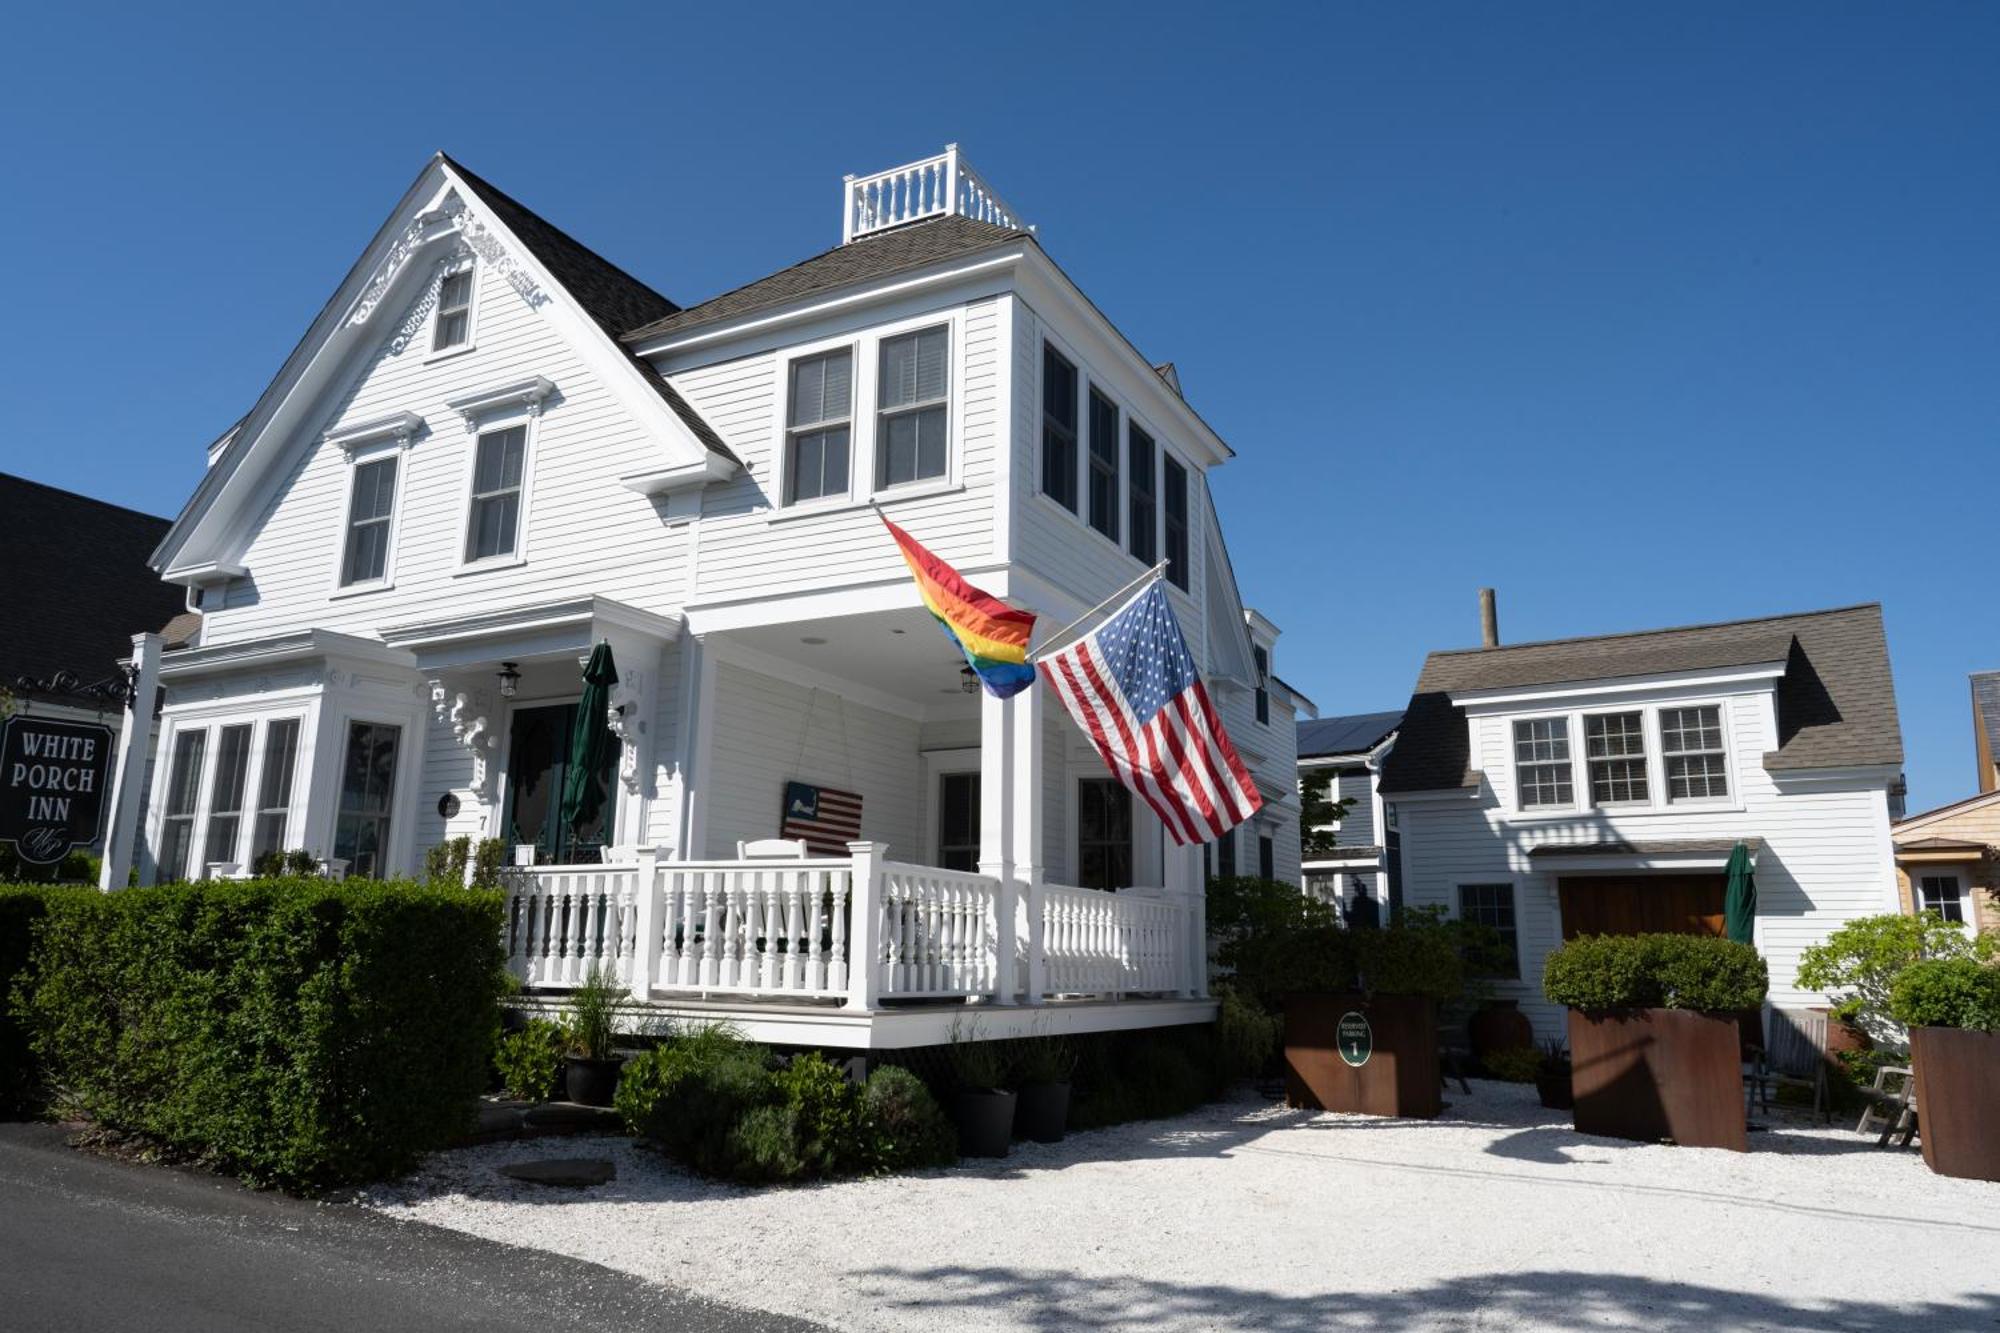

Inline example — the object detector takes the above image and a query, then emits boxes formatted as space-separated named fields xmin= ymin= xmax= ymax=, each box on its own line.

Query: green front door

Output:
xmin=503 ymin=703 xmax=614 ymax=864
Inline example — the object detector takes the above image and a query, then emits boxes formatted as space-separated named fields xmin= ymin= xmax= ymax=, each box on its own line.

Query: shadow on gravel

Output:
xmin=858 ymin=1265 xmax=2000 ymax=1333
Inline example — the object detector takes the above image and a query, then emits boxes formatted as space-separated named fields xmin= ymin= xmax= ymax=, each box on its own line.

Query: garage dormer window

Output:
xmin=340 ymin=455 xmax=398 ymax=586
xmin=433 ymin=268 xmax=474 ymax=352
xmin=1661 ymin=705 xmax=1729 ymax=801
xmin=1585 ymin=711 xmax=1649 ymax=804
xmin=1513 ymin=717 xmax=1573 ymax=808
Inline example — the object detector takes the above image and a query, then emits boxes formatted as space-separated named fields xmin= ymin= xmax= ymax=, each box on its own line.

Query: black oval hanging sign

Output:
xmin=0 ymin=716 xmax=113 ymax=864
xmin=1336 ymin=1011 xmax=1374 ymax=1068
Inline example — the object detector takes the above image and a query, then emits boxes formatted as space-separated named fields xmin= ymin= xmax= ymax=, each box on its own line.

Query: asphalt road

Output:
xmin=0 ymin=1122 xmax=824 ymax=1333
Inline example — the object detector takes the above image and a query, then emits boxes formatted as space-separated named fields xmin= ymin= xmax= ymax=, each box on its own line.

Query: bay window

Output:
xmin=157 ymin=729 xmax=207 ymax=883
xmin=249 ymin=718 xmax=301 ymax=865
xmin=333 ymin=722 xmax=401 ymax=879
xmin=201 ymin=724 xmax=254 ymax=869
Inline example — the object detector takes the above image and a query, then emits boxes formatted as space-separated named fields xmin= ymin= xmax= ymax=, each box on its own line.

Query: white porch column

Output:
xmin=99 ymin=632 xmax=161 ymax=892
xmin=1011 ymin=682 xmax=1045 ymax=1005
xmin=977 ymin=688 xmax=1018 ymax=1003
xmin=674 ymin=634 xmax=717 ymax=861
xmin=1164 ymin=838 xmax=1205 ymax=997
xmin=628 ymin=845 xmax=661 ymax=1003
xmin=844 ymin=840 xmax=885 ymax=1010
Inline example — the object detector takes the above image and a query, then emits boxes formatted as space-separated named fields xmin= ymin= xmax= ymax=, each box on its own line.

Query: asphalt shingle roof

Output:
xmin=0 ymin=475 xmax=186 ymax=702
xmin=624 ymin=214 xmax=1030 ymax=343
xmin=1296 ymin=710 xmax=1404 ymax=759
xmin=442 ymin=155 xmax=737 ymax=463
xmin=1378 ymin=604 xmax=1902 ymax=794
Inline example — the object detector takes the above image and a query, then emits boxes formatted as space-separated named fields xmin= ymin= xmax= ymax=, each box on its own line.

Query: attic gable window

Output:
xmin=786 ymin=348 xmax=852 ymax=504
xmin=877 ymin=326 xmax=948 ymax=488
xmin=340 ymin=455 xmax=398 ymax=586
xmin=432 ymin=268 xmax=474 ymax=352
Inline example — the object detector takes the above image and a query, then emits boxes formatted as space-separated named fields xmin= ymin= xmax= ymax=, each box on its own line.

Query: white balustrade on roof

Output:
xmin=842 ymin=145 xmax=1029 ymax=244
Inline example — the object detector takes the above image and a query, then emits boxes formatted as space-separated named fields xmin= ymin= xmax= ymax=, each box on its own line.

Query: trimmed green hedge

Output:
xmin=1 ymin=885 xmax=97 ymax=1115
xmin=16 ymin=878 xmax=505 ymax=1190
xmin=1890 ymin=958 xmax=2000 ymax=1032
xmin=1543 ymin=933 xmax=1768 ymax=1014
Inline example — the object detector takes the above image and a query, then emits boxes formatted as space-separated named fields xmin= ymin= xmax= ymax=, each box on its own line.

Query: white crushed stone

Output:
xmin=364 ymin=1080 xmax=2000 ymax=1331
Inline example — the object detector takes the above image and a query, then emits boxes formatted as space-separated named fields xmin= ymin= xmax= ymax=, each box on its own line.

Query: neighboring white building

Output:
xmin=1378 ymin=602 xmax=1904 ymax=1041
xmin=110 ymin=147 xmax=1300 ymax=1046
xmin=1295 ymin=709 xmax=1402 ymax=919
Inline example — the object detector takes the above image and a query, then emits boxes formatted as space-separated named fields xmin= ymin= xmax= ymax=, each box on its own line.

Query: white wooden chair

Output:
xmin=737 ymin=838 xmax=811 ymax=860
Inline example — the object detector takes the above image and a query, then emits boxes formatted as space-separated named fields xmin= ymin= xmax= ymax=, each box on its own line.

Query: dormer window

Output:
xmin=1585 ymin=712 xmax=1649 ymax=804
xmin=1514 ymin=717 xmax=1573 ymax=809
xmin=433 ymin=268 xmax=474 ymax=352
xmin=1662 ymin=705 xmax=1729 ymax=801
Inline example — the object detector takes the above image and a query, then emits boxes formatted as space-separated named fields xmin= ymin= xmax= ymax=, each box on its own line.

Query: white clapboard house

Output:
xmin=110 ymin=147 xmax=1302 ymax=1046
xmin=1378 ymin=601 xmax=1906 ymax=1041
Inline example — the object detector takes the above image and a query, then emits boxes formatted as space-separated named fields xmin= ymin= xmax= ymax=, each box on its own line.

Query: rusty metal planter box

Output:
xmin=1909 ymin=1026 xmax=2000 ymax=1183
xmin=1568 ymin=1008 xmax=1746 ymax=1151
xmin=1284 ymin=992 xmax=1441 ymax=1119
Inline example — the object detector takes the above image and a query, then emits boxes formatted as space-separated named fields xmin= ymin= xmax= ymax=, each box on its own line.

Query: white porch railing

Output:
xmin=499 ymin=843 xmax=1198 ymax=1008
xmin=842 ymin=144 xmax=1028 ymax=243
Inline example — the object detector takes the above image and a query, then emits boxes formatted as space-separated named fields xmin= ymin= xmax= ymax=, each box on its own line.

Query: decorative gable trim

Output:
xmin=445 ymin=375 xmax=556 ymax=430
xmin=324 ymin=411 xmax=425 ymax=455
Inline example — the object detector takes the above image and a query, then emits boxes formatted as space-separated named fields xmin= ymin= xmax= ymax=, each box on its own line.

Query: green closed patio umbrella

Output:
xmin=561 ymin=641 xmax=619 ymax=845
xmin=1723 ymin=840 xmax=1757 ymax=944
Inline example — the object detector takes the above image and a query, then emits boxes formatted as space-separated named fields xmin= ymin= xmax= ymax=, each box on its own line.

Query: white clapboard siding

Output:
xmin=665 ymin=297 xmax=1004 ymax=607
xmin=702 ymin=659 xmax=924 ymax=864
xmin=1396 ymin=686 xmax=1899 ymax=1041
xmin=200 ymin=259 xmax=691 ymax=647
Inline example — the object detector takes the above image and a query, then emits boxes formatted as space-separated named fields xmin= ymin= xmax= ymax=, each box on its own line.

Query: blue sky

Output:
xmin=3 ymin=3 xmax=1994 ymax=810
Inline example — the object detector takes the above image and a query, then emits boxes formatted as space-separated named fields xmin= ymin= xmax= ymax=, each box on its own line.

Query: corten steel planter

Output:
xmin=1567 ymin=1008 xmax=1746 ymax=1151
xmin=1908 ymin=1027 xmax=2000 ymax=1182
xmin=1284 ymin=993 xmax=1441 ymax=1119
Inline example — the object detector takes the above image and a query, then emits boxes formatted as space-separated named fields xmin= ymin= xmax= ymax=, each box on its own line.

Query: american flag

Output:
xmin=1040 ymin=581 xmax=1263 ymax=846
xmin=780 ymin=780 xmax=864 ymax=855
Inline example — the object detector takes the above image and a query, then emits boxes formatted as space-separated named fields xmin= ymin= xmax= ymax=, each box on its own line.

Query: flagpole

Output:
xmin=1031 ymin=559 xmax=1169 ymax=659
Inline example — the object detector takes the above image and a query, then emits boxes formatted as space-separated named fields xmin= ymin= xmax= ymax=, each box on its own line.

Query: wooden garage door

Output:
xmin=1558 ymin=875 xmax=1727 ymax=940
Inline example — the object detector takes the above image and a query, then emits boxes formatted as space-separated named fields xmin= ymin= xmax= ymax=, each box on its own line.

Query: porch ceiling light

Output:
xmin=496 ymin=661 xmax=521 ymax=699
xmin=960 ymin=666 xmax=978 ymax=695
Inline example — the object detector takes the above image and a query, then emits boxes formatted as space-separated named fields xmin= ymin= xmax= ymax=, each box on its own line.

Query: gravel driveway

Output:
xmin=366 ymin=1081 xmax=2000 ymax=1332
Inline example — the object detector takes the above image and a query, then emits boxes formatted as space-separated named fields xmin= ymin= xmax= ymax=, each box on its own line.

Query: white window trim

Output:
xmin=328 ymin=435 xmax=410 ymax=598
xmin=152 ymin=720 xmax=214 ymax=881
xmin=1504 ymin=697 xmax=1745 ymax=818
xmin=243 ymin=713 xmax=309 ymax=867
xmin=424 ymin=258 xmax=480 ymax=363
xmin=1916 ymin=871 xmax=1972 ymax=928
xmin=1034 ymin=325 xmax=1180 ymax=576
xmin=319 ymin=710 xmax=417 ymax=878
xmin=450 ymin=398 xmax=544 ymax=576
xmin=767 ymin=308 xmax=967 ymax=515
xmin=920 ymin=747 xmax=982 ymax=867
xmin=151 ymin=704 xmax=319 ymax=877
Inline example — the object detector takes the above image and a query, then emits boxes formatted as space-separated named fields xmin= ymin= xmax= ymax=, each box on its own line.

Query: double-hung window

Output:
xmin=249 ymin=718 xmax=301 ymax=865
xmin=333 ymin=722 xmax=401 ymax=879
xmin=340 ymin=455 xmax=398 ymax=586
xmin=1459 ymin=884 xmax=1520 ymax=978
xmin=201 ymin=724 xmax=254 ymax=870
xmin=877 ymin=326 xmax=948 ymax=487
xmin=1585 ymin=711 xmax=1648 ymax=804
xmin=157 ymin=729 xmax=207 ymax=883
xmin=1919 ymin=875 xmax=1967 ymax=924
xmin=1661 ymin=705 xmax=1729 ymax=801
xmin=1514 ymin=717 xmax=1573 ymax=808
xmin=1041 ymin=344 xmax=1078 ymax=510
xmin=1162 ymin=456 xmax=1189 ymax=590
xmin=1077 ymin=777 xmax=1133 ymax=890
xmin=786 ymin=349 xmax=852 ymax=503
xmin=433 ymin=268 xmax=473 ymax=351
xmin=1086 ymin=387 xmax=1120 ymax=540
xmin=937 ymin=772 xmax=979 ymax=873
xmin=1253 ymin=645 xmax=1271 ymax=725
xmin=1127 ymin=423 xmax=1157 ymax=563
xmin=465 ymin=425 xmax=527 ymax=562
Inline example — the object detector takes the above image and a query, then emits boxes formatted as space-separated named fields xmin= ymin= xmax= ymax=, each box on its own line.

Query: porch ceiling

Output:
xmin=724 ymin=605 xmax=982 ymax=718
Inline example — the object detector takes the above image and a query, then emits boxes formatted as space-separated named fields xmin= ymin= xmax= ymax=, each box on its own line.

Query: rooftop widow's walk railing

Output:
xmin=842 ymin=145 xmax=1029 ymax=244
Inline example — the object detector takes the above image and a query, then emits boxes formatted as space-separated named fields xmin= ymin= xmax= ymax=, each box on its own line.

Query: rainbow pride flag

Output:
xmin=881 ymin=514 xmax=1037 ymax=698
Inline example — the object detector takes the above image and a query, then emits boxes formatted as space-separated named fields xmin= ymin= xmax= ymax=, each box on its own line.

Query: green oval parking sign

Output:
xmin=1336 ymin=1011 xmax=1373 ymax=1068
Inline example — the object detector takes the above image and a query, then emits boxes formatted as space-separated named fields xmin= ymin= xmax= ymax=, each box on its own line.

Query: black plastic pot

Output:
xmin=1535 ymin=1066 xmax=1573 ymax=1111
xmin=565 ymin=1056 xmax=624 ymax=1108
xmin=1015 ymin=1082 xmax=1071 ymax=1143
xmin=952 ymin=1088 xmax=1018 ymax=1157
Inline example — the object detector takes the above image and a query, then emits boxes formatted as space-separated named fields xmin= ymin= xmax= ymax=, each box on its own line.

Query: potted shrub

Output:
xmin=562 ymin=965 xmax=627 ymax=1107
xmin=1891 ymin=957 xmax=2000 ymax=1182
xmin=1012 ymin=1036 xmax=1076 ymax=1143
xmin=1543 ymin=933 xmax=1767 ymax=1151
xmin=947 ymin=1023 xmax=1016 ymax=1157
xmin=1283 ymin=908 xmax=1466 ymax=1119
xmin=1533 ymin=1038 xmax=1573 ymax=1110
xmin=1796 ymin=912 xmax=1995 ymax=1046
